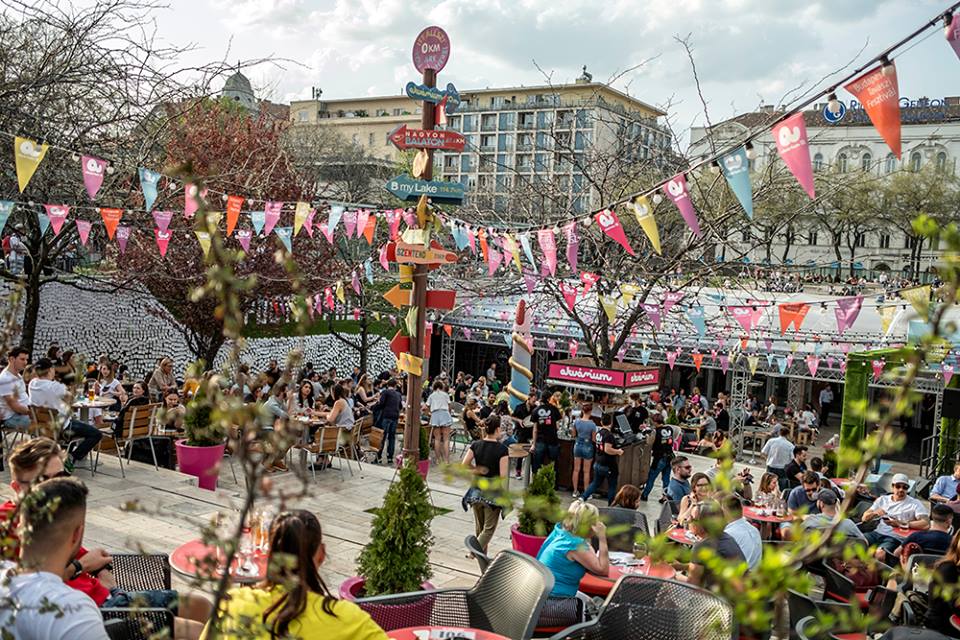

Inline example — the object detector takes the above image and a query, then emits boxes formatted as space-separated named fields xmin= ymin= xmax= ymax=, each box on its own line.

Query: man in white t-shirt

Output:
xmin=0 ymin=346 xmax=31 ymax=432
xmin=861 ymin=473 xmax=930 ymax=561
xmin=0 ymin=477 xmax=109 ymax=639
xmin=761 ymin=426 xmax=795 ymax=489
xmin=818 ymin=386 xmax=834 ymax=427
xmin=28 ymin=358 xmax=102 ymax=467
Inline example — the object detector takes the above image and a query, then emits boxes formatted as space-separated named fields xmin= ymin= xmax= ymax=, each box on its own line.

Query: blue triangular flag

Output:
xmin=36 ymin=211 xmax=50 ymax=235
xmin=0 ymin=201 xmax=13 ymax=236
xmin=250 ymin=211 xmax=266 ymax=236
xmin=776 ymin=356 xmax=788 ymax=374
xmin=720 ymin=147 xmax=753 ymax=219
xmin=686 ymin=306 xmax=707 ymax=339
xmin=328 ymin=205 xmax=344 ymax=234
xmin=640 ymin=349 xmax=652 ymax=365
xmin=364 ymin=258 xmax=373 ymax=284
xmin=766 ymin=353 xmax=775 ymax=367
xmin=275 ymin=226 xmax=293 ymax=252
xmin=138 ymin=167 xmax=161 ymax=212
xmin=519 ymin=233 xmax=537 ymax=269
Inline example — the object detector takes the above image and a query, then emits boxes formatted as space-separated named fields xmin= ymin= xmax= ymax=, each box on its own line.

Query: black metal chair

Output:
xmin=655 ymin=500 xmax=677 ymax=535
xmin=356 ymin=550 xmax=554 ymax=640
xmin=464 ymin=534 xmax=492 ymax=573
xmin=110 ymin=553 xmax=172 ymax=591
xmin=592 ymin=506 xmax=649 ymax=552
xmin=788 ymin=590 xmax=855 ymax=640
xmin=902 ymin=553 xmax=941 ymax=593
xmin=823 ymin=560 xmax=893 ymax=610
xmin=101 ymin=608 xmax=174 ymax=640
xmin=548 ymin=575 xmax=737 ymax=640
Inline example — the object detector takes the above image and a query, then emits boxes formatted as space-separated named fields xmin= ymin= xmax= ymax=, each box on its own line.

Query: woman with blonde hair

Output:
xmin=536 ymin=500 xmax=610 ymax=597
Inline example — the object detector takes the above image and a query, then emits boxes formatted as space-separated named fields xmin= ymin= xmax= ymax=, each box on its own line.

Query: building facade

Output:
xmin=690 ymin=97 xmax=960 ymax=278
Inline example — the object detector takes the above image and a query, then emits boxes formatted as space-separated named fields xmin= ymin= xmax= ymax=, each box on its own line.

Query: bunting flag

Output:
xmin=364 ymin=258 xmax=373 ymax=284
xmin=236 ymin=229 xmax=252 ymax=253
xmin=720 ymin=147 xmax=753 ymax=218
xmin=263 ymin=202 xmax=282 ymax=236
xmin=948 ymin=13 xmax=960 ymax=60
xmin=537 ymin=228 xmax=558 ymax=276
xmin=620 ymin=283 xmax=639 ymax=306
xmin=564 ymin=221 xmax=579 ymax=274
xmin=844 ymin=63 xmax=901 ymax=158
xmin=806 ymin=355 xmax=820 ymax=377
xmin=666 ymin=350 xmax=677 ymax=370
xmin=546 ymin=338 xmax=557 ymax=354
xmin=560 ymin=282 xmax=577 ymax=311
xmin=294 ymin=201 xmax=310 ymax=236
xmin=772 ymin=113 xmax=815 ymax=199
xmin=504 ymin=233 xmax=522 ymax=271
xmin=44 ymin=205 xmax=68 ymax=236
xmin=568 ymin=339 xmax=578 ymax=358
xmin=871 ymin=359 xmax=885 ymax=381
xmin=878 ymin=305 xmax=897 ymax=333
xmin=776 ymin=355 xmax=788 ymax=374
xmin=662 ymin=173 xmax=701 ymax=237
xmin=778 ymin=302 xmax=810 ymax=334
xmin=138 ymin=167 xmax=160 ymax=211
xmin=467 ymin=227 xmax=476 ymax=254
xmin=523 ymin=270 xmax=536 ymax=294
xmin=195 ymin=231 xmax=212 ymax=257
xmin=640 ymin=349 xmax=652 ymax=365
xmin=901 ymin=285 xmax=931 ymax=321
xmin=275 ymin=226 xmax=293 ymax=252
xmin=600 ymin=295 xmax=618 ymax=323
xmin=206 ymin=211 xmax=223 ymax=231
xmin=519 ymin=232 xmax=536 ymax=269
xmin=184 ymin=184 xmax=206 ymax=219
xmin=303 ymin=208 xmax=316 ymax=237
xmin=36 ymin=211 xmax=50 ymax=236
xmin=14 ymin=137 xmax=48 ymax=192
xmin=580 ymin=272 xmax=599 ymax=295
xmin=328 ymin=205 xmax=344 ymax=235
xmin=662 ymin=291 xmax=684 ymax=314
xmin=640 ymin=303 xmax=661 ymax=329
xmin=686 ymin=306 xmax=706 ymax=338
xmin=115 ymin=226 xmax=131 ymax=254
xmin=594 ymin=208 xmax=636 ymax=255
xmin=81 ymin=155 xmax=108 ymax=200
xmin=405 ymin=306 xmax=418 ymax=339
xmin=719 ymin=353 xmax=730 ymax=374
xmin=944 ymin=364 xmax=955 ymax=386
xmin=692 ymin=352 xmax=704 ymax=372
xmin=351 ymin=270 xmax=361 ymax=295
xmin=355 ymin=209 xmax=370 ymax=239
xmin=406 ymin=202 xmax=420 ymax=227
xmin=363 ymin=215 xmax=377 ymax=244
xmin=728 ymin=305 xmax=762 ymax=332
xmin=76 ymin=220 xmax=92 ymax=246
xmin=343 ymin=209 xmax=358 ymax=237
xmin=100 ymin=207 xmax=122 ymax=240
xmin=324 ymin=287 xmax=335 ymax=310
xmin=152 ymin=210 xmax=172 ymax=233
xmin=250 ymin=211 xmax=266 ymax=236
xmin=225 ymin=195 xmax=243 ymax=236
xmin=747 ymin=355 xmax=760 ymax=376
xmin=630 ymin=196 xmax=661 ymax=254
xmin=378 ymin=244 xmax=389 ymax=271
xmin=834 ymin=295 xmax=864 ymax=333
xmin=155 ymin=228 xmax=171 ymax=257
xmin=487 ymin=247 xmax=503 ymax=275
xmin=478 ymin=228 xmax=489 ymax=261
xmin=0 ymin=201 xmax=11 ymax=236
xmin=335 ymin=280 xmax=345 ymax=303
xmin=386 ymin=209 xmax=402 ymax=240
xmin=766 ymin=353 xmax=775 ymax=367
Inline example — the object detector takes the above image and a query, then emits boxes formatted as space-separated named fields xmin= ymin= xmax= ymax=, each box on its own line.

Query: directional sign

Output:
xmin=383 ymin=284 xmax=456 ymax=310
xmin=390 ymin=328 xmax=432 ymax=359
xmin=412 ymin=26 xmax=451 ymax=74
xmin=405 ymin=82 xmax=461 ymax=114
xmin=394 ymin=241 xmax=458 ymax=265
xmin=384 ymin=175 xmax=465 ymax=204
xmin=389 ymin=125 xmax=465 ymax=152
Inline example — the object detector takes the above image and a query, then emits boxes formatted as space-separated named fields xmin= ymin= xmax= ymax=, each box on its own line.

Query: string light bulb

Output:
xmin=945 ymin=11 xmax=955 ymax=38
xmin=652 ymin=193 xmax=663 ymax=204
xmin=880 ymin=56 xmax=895 ymax=77
xmin=827 ymin=93 xmax=841 ymax=115
xmin=709 ymin=160 xmax=721 ymax=175
xmin=745 ymin=141 xmax=756 ymax=160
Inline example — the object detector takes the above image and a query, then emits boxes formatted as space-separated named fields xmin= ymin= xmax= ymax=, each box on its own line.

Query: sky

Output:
xmin=153 ymin=0 xmax=958 ymax=149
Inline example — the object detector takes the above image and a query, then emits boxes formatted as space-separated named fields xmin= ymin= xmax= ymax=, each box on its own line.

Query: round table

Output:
xmin=507 ymin=443 xmax=532 ymax=489
xmin=72 ymin=397 xmax=115 ymax=422
xmin=666 ymin=527 xmax=701 ymax=545
xmin=579 ymin=556 xmax=677 ymax=596
xmin=951 ymin=614 xmax=960 ymax=632
xmin=830 ymin=633 xmax=866 ymax=640
xmin=743 ymin=505 xmax=792 ymax=524
xmin=387 ymin=627 xmax=510 ymax=640
xmin=169 ymin=539 xmax=267 ymax=584
xmin=889 ymin=525 xmax=918 ymax=539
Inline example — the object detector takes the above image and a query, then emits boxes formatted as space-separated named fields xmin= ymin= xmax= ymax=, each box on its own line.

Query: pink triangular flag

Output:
xmin=826 ymin=356 xmax=835 ymax=369
xmin=263 ymin=201 xmax=282 ymax=236
xmin=81 ymin=155 xmax=107 ymax=200
xmin=355 ymin=209 xmax=370 ymax=239
xmin=786 ymin=354 xmax=794 ymax=369
xmin=662 ymin=173 xmax=701 ymax=237
xmin=387 ymin=209 xmax=402 ymax=240
xmin=666 ymin=350 xmax=678 ymax=370
xmin=155 ymin=228 xmax=171 ymax=258
xmin=871 ymin=359 xmax=885 ymax=381
xmin=564 ymin=221 xmax=579 ymax=274
xmin=560 ymin=282 xmax=577 ymax=311
xmin=303 ymin=208 xmax=316 ymax=237
xmin=719 ymin=354 xmax=730 ymax=374
xmin=184 ymin=184 xmax=206 ymax=219
xmin=352 ymin=270 xmax=361 ymax=295
xmin=488 ymin=248 xmax=503 ymax=275
xmin=153 ymin=210 xmax=173 ymax=233
xmin=116 ymin=225 xmax=131 ymax=254
xmin=320 ymin=222 xmax=334 ymax=244
xmin=537 ymin=228 xmax=557 ymax=276
xmin=662 ymin=291 xmax=685 ymax=314
xmin=834 ymin=296 xmax=864 ymax=334
xmin=236 ymin=229 xmax=252 ymax=253
xmin=568 ymin=340 xmax=578 ymax=357
xmin=840 ymin=360 xmax=848 ymax=374
xmin=378 ymin=244 xmax=389 ymax=271
xmin=343 ymin=209 xmax=358 ymax=237
xmin=943 ymin=364 xmax=955 ymax=385
xmin=806 ymin=355 xmax=820 ymax=377
xmin=547 ymin=338 xmax=557 ymax=354
xmin=402 ymin=209 xmax=416 ymax=228
xmin=76 ymin=220 xmax=92 ymax=246
xmin=462 ymin=327 xmax=472 ymax=340
xmin=580 ymin=272 xmax=599 ymax=295
xmin=523 ymin=270 xmax=536 ymax=294
xmin=467 ymin=227 xmax=476 ymax=254
xmin=773 ymin=113 xmax=815 ymax=199
xmin=594 ymin=209 xmax=635 ymax=255
xmin=44 ymin=205 xmax=68 ymax=236
xmin=641 ymin=303 xmax=661 ymax=329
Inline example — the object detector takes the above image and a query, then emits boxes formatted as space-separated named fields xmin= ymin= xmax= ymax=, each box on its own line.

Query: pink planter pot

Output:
xmin=175 ymin=440 xmax=225 ymax=491
xmin=510 ymin=523 xmax=547 ymax=557
xmin=339 ymin=575 xmax=435 ymax=601
xmin=395 ymin=455 xmax=430 ymax=480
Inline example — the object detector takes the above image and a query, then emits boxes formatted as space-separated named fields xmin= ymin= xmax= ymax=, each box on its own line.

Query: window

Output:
xmin=861 ymin=153 xmax=871 ymax=171
xmin=498 ymin=112 xmax=515 ymax=130
xmin=490 ymin=96 xmax=504 ymax=109
xmin=741 ymin=230 xmax=750 ymax=243
xmin=392 ymin=108 xmax=401 ymax=116
xmin=297 ymin=110 xmax=308 ymax=122
xmin=575 ymin=131 xmax=590 ymax=150
xmin=885 ymin=153 xmax=897 ymax=174
xmin=368 ymin=133 xmax=374 ymax=146
xmin=497 ymin=133 xmax=514 ymax=151
xmin=837 ymin=153 xmax=848 ymax=173
xmin=936 ymin=152 xmax=948 ymax=173
xmin=813 ymin=153 xmax=824 ymax=172
xmin=807 ymin=230 xmax=818 ymax=245
xmin=481 ymin=114 xmax=497 ymax=131
xmin=462 ymin=115 xmax=478 ymax=133
xmin=460 ymin=154 xmax=475 ymax=172
xmin=479 ymin=134 xmax=495 ymax=151
xmin=536 ymin=111 xmax=554 ymax=129
xmin=910 ymin=152 xmax=922 ymax=172
xmin=855 ymin=233 xmax=865 ymax=248
xmin=879 ymin=233 xmax=890 ymax=249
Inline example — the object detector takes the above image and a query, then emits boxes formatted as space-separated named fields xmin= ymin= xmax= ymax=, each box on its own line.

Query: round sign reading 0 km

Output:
xmin=412 ymin=26 xmax=450 ymax=73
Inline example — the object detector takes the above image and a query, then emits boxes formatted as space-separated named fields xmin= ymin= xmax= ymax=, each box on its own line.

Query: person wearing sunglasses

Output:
xmin=861 ymin=473 xmax=930 ymax=562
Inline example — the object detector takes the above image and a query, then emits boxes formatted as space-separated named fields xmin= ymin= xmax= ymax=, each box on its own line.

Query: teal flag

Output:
xmin=275 ymin=226 xmax=293 ymax=252
xmin=250 ymin=211 xmax=266 ymax=236
xmin=138 ymin=167 xmax=161 ymax=212
xmin=0 ymin=201 xmax=12 ymax=236
xmin=36 ymin=211 xmax=49 ymax=235
xmin=720 ymin=147 xmax=753 ymax=219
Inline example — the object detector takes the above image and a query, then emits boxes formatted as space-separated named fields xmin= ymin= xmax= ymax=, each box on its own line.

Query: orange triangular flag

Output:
xmin=844 ymin=64 xmax=901 ymax=159
xmin=100 ymin=207 xmax=122 ymax=240
xmin=443 ymin=323 xmax=452 ymax=337
xmin=225 ymin=195 xmax=243 ymax=237
xmin=362 ymin=215 xmax=377 ymax=244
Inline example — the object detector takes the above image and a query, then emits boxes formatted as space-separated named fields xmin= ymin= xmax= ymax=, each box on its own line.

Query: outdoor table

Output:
xmin=72 ymin=396 xmax=115 ymax=422
xmin=951 ymin=614 xmax=960 ymax=632
xmin=169 ymin=538 xmax=267 ymax=585
xmin=387 ymin=627 xmax=510 ymax=640
xmin=666 ymin=526 xmax=701 ymax=546
xmin=579 ymin=554 xmax=676 ymax=596
xmin=831 ymin=633 xmax=866 ymax=640
xmin=507 ymin=443 xmax=532 ymax=489
xmin=889 ymin=525 xmax=922 ymax=539
xmin=743 ymin=505 xmax=792 ymax=525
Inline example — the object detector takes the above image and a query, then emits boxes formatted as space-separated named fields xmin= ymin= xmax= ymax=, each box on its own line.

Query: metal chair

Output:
xmin=356 ymin=550 xmax=554 ymax=640
xmin=464 ymin=534 xmax=492 ymax=573
xmin=101 ymin=608 xmax=174 ymax=640
xmin=787 ymin=590 xmax=854 ymax=640
xmin=359 ymin=426 xmax=384 ymax=463
xmin=655 ymin=500 xmax=677 ymax=535
xmin=794 ymin=616 xmax=820 ymax=640
xmin=307 ymin=426 xmax=347 ymax=481
xmin=93 ymin=403 xmax=161 ymax=477
xmin=549 ymin=575 xmax=737 ymax=640
xmin=823 ymin=560 xmax=893 ymax=610
xmin=110 ymin=553 xmax=172 ymax=591
xmin=594 ymin=506 xmax=649 ymax=552
xmin=902 ymin=553 xmax=941 ymax=593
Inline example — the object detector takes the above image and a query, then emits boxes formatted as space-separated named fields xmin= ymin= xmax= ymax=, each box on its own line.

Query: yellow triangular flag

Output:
xmin=790 ymin=342 xmax=799 ymax=353
xmin=878 ymin=305 xmax=897 ymax=333
xmin=335 ymin=280 xmax=345 ymax=303
xmin=14 ymin=137 xmax=49 ymax=192
xmin=398 ymin=352 xmax=423 ymax=376
xmin=195 ymin=231 xmax=212 ymax=257
xmin=405 ymin=306 xmax=418 ymax=339
xmin=620 ymin=283 xmax=640 ymax=306
xmin=747 ymin=355 xmax=759 ymax=376
xmin=505 ymin=233 xmax=522 ymax=272
xmin=412 ymin=150 xmax=429 ymax=180
xmin=373 ymin=311 xmax=381 ymax=321
xmin=415 ymin=194 xmax=429 ymax=227
xmin=600 ymin=295 xmax=618 ymax=323
xmin=901 ymin=284 xmax=931 ymax=321
xmin=631 ymin=196 xmax=661 ymax=255
xmin=294 ymin=201 xmax=310 ymax=236
xmin=205 ymin=211 xmax=223 ymax=232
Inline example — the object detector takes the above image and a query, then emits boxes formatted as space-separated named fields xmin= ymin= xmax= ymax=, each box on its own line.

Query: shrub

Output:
xmin=517 ymin=463 xmax=561 ymax=537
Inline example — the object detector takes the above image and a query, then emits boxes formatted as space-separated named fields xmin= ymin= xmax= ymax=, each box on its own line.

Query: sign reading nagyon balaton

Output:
xmin=384 ymin=175 xmax=465 ymax=204
xmin=405 ymin=82 xmax=461 ymax=114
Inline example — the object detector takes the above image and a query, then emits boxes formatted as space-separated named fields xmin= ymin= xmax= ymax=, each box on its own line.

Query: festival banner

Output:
xmin=236 ymin=229 xmax=252 ymax=253
xmin=152 ymin=210 xmax=172 ymax=233
xmin=641 ymin=303 xmax=661 ymax=330
xmin=720 ymin=147 xmax=753 ymax=218
xmin=250 ymin=211 xmax=266 ymax=236
xmin=778 ymin=302 xmax=810 ymax=334
xmin=99 ymin=207 xmax=122 ymax=240
xmin=355 ymin=209 xmax=370 ymax=239
xmin=772 ymin=113 xmax=815 ymax=199
xmin=184 ymin=184 xmax=206 ymax=219
xmin=834 ymin=295 xmax=864 ymax=333
xmin=402 ymin=207 xmax=417 ymax=228
xmin=728 ymin=305 xmax=762 ymax=332
xmin=81 ymin=155 xmax=108 ymax=200
xmin=878 ymin=305 xmax=897 ymax=333
xmin=560 ymin=282 xmax=577 ymax=311
xmin=343 ymin=209 xmax=358 ymax=237
xmin=662 ymin=173 xmax=701 ymax=237
xmin=76 ymin=220 xmax=92 ymax=246
xmin=519 ymin=232 xmax=537 ymax=269
xmin=537 ymin=228 xmax=557 ymax=276
xmin=686 ymin=306 xmax=706 ymax=338
xmin=594 ymin=208 xmax=636 ymax=255
xmin=845 ymin=64 xmax=901 ymax=158
xmin=324 ymin=287 xmax=334 ymax=311
xmin=44 ymin=205 xmax=68 ymax=236
xmin=263 ymin=202 xmax=282 ymax=236
xmin=138 ymin=167 xmax=161 ymax=212
xmin=116 ymin=226 xmax=131 ymax=254
xmin=948 ymin=13 xmax=960 ymax=60
xmin=155 ymin=228 xmax=171 ymax=258
xmin=294 ymin=202 xmax=311 ymax=236
xmin=640 ymin=349 xmax=652 ymax=365
xmin=0 ymin=201 xmax=11 ymax=236
xmin=564 ymin=221 xmax=579 ymax=274
xmin=36 ymin=211 xmax=49 ymax=236
xmin=662 ymin=291 xmax=685 ymax=314
xmin=630 ymin=196 xmax=661 ymax=254
xmin=14 ymin=137 xmax=48 ymax=192
xmin=195 ymin=231 xmax=211 ymax=257
xmin=363 ymin=215 xmax=377 ymax=244
xmin=600 ymin=295 xmax=618 ymax=323
xmin=806 ymin=355 xmax=820 ymax=377
xmin=275 ymin=226 xmax=293 ymax=252
xmin=225 ymin=195 xmax=243 ymax=236
xmin=901 ymin=285 xmax=931 ymax=320
xmin=580 ymin=272 xmax=600 ymax=295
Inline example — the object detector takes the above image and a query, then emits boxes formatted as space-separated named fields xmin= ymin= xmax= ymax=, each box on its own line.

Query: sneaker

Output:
xmin=514 ymin=470 xmax=522 ymax=479
xmin=640 ymin=495 xmax=649 ymax=502
xmin=64 ymin=457 xmax=76 ymax=474
xmin=572 ymin=491 xmax=581 ymax=498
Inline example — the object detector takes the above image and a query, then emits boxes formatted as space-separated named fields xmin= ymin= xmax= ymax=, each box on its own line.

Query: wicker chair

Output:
xmin=356 ymin=550 xmax=554 ymax=640
xmin=549 ymin=575 xmax=737 ymax=640
xmin=593 ymin=506 xmax=649 ymax=552
xmin=464 ymin=534 xmax=492 ymax=574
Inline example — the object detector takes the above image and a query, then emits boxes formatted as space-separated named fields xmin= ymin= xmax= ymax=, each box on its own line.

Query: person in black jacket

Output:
xmin=926 ymin=529 xmax=960 ymax=637
xmin=373 ymin=378 xmax=403 ymax=464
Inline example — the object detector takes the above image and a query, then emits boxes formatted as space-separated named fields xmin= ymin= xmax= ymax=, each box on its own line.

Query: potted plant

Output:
xmin=395 ymin=426 xmax=431 ymax=480
xmin=175 ymin=382 xmax=228 ymax=491
xmin=341 ymin=460 xmax=435 ymax=601
xmin=510 ymin=463 xmax=561 ymax=557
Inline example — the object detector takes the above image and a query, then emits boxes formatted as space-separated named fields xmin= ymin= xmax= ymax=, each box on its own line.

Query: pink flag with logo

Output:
xmin=641 ymin=303 xmax=661 ymax=329
xmin=871 ymin=359 xmax=885 ymax=381
xmin=728 ymin=305 xmax=762 ymax=332
xmin=773 ymin=113 xmax=816 ymax=199
xmin=547 ymin=338 xmax=556 ymax=354
xmin=236 ymin=229 xmax=252 ymax=253
xmin=580 ymin=272 xmax=599 ymax=295
xmin=155 ymin=228 xmax=171 ymax=258
xmin=594 ymin=209 xmax=635 ymax=256
xmin=487 ymin=248 xmax=503 ymax=276
xmin=560 ymin=282 xmax=577 ymax=311
xmin=806 ymin=355 xmax=820 ymax=377
xmin=324 ymin=287 xmax=334 ymax=310
xmin=116 ymin=225 xmax=131 ymax=254
xmin=76 ymin=220 xmax=92 ymax=246
xmin=537 ymin=228 xmax=557 ymax=276
xmin=379 ymin=244 xmax=389 ymax=271
xmin=152 ymin=210 xmax=172 ymax=233
xmin=401 ymin=209 xmax=416 ymax=228
xmin=662 ymin=173 xmax=701 ymax=237
xmin=319 ymin=221 xmax=334 ymax=244
xmin=944 ymin=364 xmax=955 ymax=385
xmin=666 ymin=350 xmax=678 ymax=370
xmin=386 ymin=209 xmax=402 ymax=240
xmin=343 ymin=209 xmax=358 ymax=237
xmin=662 ymin=291 xmax=685 ymax=314
xmin=719 ymin=354 xmax=730 ymax=374
xmin=352 ymin=270 xmax=361 ymax=295
xmin=44 ymin=205 xmax=68 ymax=236
xmin=947 ymin=14 xmax=960 ymax=61
xmin=184 ymin=184 xmax=206 ymax=219
xmin=264 ymin=201 xmax=282 ymax=236
xmin=523 ymin=270 xmax=536 ymax=294
xmin=81 ymin=155 xmax=108 ymax=200
xmin=303 ymin=208 xmax=316 ymax=237
xmin=563 ymin=221 xmax=579 ymax=274
xmin=568 ymin=340 xmax=578 ymax=357
xmin=467 ymin=227 xmax=476 ymax=254
xmin=834 ymin=296 xmax=863 ymax=334
xmin=355 ymin=209 xmax=369 ymax=239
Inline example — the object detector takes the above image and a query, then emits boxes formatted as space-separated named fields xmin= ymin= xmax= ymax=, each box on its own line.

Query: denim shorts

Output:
xmin=102 ymin=588 xmax=178 ymax=611
xmin=573 ymin=439 xmax=594 ymax=459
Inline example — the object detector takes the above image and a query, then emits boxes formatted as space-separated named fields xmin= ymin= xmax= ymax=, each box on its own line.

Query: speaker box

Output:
xmin=943 ymin=388 xmax=960 ymax=420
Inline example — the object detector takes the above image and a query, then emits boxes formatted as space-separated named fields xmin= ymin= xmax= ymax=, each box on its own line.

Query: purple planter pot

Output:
xmin=510 ymin=523 xmax=547 ymax=557
xmin=175 ymin=440 xmax=225 ymax=491
xmin=395 ymin=455 xmax=431 ymax=480
xmin=339 ymin=575 xmax=435 ymax=601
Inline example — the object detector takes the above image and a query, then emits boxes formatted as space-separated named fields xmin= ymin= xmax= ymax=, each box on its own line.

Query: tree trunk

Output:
xmin=19 ymin=273 xmax=43 ymax=357
xmin=359 ymin=318 xmax=369 ymax=374
xmin=202 ymin=336 xmax=225 ymax=371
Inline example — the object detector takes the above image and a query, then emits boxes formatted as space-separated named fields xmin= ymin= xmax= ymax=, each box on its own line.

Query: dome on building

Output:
xmin=221 ymin=70 xmax=256 ymax=112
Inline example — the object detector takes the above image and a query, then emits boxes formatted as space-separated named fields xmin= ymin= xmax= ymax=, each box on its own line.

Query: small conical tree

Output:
xmin=517 ymin=463 xmax=561 ymax=536
xmin=357 ymin=460 xmax=435 ymax=595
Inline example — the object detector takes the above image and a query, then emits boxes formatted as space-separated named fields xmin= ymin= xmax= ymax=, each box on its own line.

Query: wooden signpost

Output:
xmin=404 ymin=81 xmax=461 ymax=113
xmin=384 ymin=175 xmax=465 ymax=204
xmin=389 ymin=125 xmax=465 ymax=152
xmin=383 ymin=283 xmax=456 ymax=311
